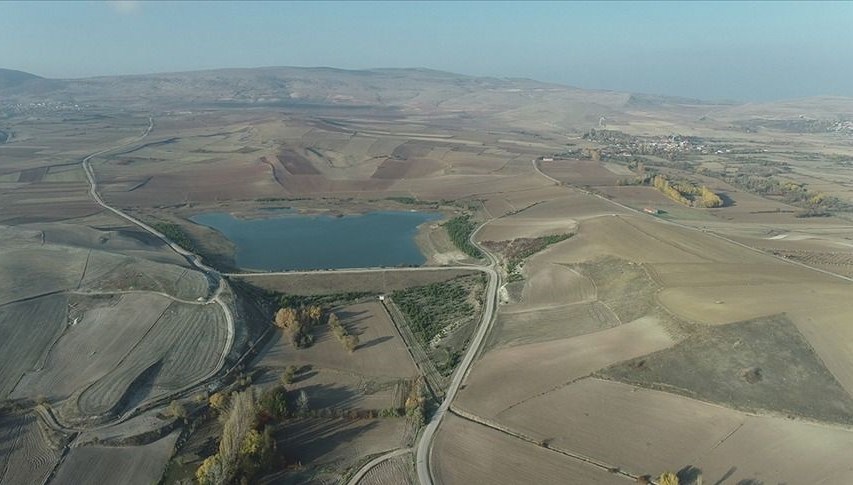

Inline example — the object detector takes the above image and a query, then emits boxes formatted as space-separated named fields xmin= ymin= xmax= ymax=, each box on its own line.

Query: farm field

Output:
xmin=276 ymin=417 xmax=411 ymax=484
xmin=256 ymin=301 xmax=416 ymax=379
xmin=359 ymin=452 xmax=415 ymax=485
xmin=489 ymin=378 xmax=853 ymax=484
xmin=456 ymin=316 xmax=674 ymax=418
xmin=432 ymin=413 xmax=623 ymax=485
xmin=4 ymin=65 xmax=853 ymax=485
xmin=51 ymin=432 xmax=179 ymax=485
xmin=0 ymin=413 xmax=61 ymax=485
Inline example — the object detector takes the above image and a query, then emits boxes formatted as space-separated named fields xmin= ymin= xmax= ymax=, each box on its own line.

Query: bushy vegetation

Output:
xmin=392 ymin=277 xmax=477 ymax=345
xmin=278 ymin=291 xmax=370 ymax=309
xmin=328 ymin=312 xmax=359 ymax=352
xmin=442 ymin=215 xmax=482 ymax=258
xmin=484 ymin=234 xmax=574 ymax=276
xmin=658 ymin=472 xmax=680 ymax=485
xmin=152 ymin=222 xmax=196 ymax=251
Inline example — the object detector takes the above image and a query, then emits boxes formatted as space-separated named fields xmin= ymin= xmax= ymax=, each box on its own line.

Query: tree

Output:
xmin=280 ymin=365 xmax=297 ymax=385
xmin=659 ymin=472 xmax=679 ymax=485
xmin=345 ymin=334 xmax=359 ymax=352
xmin=274 ymin=307 xmax=297 ymax=328
xmin=196 ymin=454 xmax=225 ymax=485
xmin=168 ymin=400 xmax=188 ymax=420
xmin=305 ymin=305 xmax=322 ymax=323
xmin=209 ymin=392 xmax=229 ymax=413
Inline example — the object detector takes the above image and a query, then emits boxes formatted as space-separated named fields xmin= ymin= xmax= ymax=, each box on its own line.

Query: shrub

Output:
xmin=659 ymin=472 xmax=679 ymax=485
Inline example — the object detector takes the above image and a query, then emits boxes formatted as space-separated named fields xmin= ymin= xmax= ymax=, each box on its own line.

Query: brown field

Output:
xmin=456 ymin=316 xmax=674 ymax=418
xmin=493 ymin=378 xmax=853 ymax=484
xmin=539 ymin=159 xmax=623 ymax=186
xmin=432 ymin=413 xmax=623 ymax=485
xmin=256 ymin=301 xmax=416 ymax=379
xmin=52 ymin=432 xmax=179 ymax=485
xmin=276 ymin=417 xmax=410 ymax=484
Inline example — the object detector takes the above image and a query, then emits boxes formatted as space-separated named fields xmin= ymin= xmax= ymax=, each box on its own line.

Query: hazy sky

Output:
xmin=5 ymin=1 xmax=853 ymax=101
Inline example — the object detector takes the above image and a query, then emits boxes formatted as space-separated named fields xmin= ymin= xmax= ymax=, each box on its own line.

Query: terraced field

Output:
xmin=75 ymin=301 xmax=227 ymax=418
xmin=0 ymin=413 xmax=61 ymax=485
xmin=0 ymin=294 xmax=67 ymax=399
xmin=359 ymin=452 xmax=415 ymax=485
xmin=12 ymin=293 xmax=173 ymax=402
xmin=80 ymin=250 xmax=209 ymax=301
xmin=52 ymin=431 xmax=179 ymax=485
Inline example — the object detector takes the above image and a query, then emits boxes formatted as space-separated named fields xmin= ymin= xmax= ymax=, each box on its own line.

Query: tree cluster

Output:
xmin=196 ymin=390 xmax=277 ymax=485
xmin=273 ymin=305 xmax=322 ymax=348
xmin=652 ymin=175 xmax=722 ymax=208
xmin=442 ymin=215 xmax=483 ymax=258
xmin=327 ymin=313 xmax=359 ymax=352
xmin=404 ymin=377 xmax=428 ymax=427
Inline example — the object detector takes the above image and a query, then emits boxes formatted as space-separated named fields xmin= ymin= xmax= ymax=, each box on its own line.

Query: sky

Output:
xmin=4 ymin=0 xmax=853 ymax=101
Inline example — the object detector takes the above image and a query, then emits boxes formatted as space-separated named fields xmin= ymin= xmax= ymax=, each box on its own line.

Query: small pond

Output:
xmin=191 ymin=210 xmax=441 ymax=271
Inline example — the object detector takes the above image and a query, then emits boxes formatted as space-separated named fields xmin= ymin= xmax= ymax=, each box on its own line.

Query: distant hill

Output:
xmin=2 ymin=65 xmax=849 ymax=134
xmin=0 ymin=68 xmax=43 ymax=89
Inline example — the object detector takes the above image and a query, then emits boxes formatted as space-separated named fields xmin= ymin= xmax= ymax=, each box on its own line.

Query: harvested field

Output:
xmin=573 ymin=258 xmax=657 ymax=323
xmin=494 ymin=378 xmax=746 ymax=478
xmin=509 ymin=191 xmax=627 ymax=220
xmin=74 ymin=301 xmax=227 ymax=418
xmin=495 ymin=378 xmax=853 ymax=485
xmin=695 ymin=415 xmax=853 ymax=484
xmin=646 ymin=261 xmax=831 ymax=287
xmin=256 ymin=301 xmax=416 ymax=379
xmin=359 ymin=452 xmax=415 ymax=485
xmin=514 ymin=261 xmax=594 ymax=310
xmin=0 ymin=294 xmax=67 ymax=399
xmin=476 ymin=217 xmax=577 ymax=242
xmin=432 ymin=413 xmax=623 ymax=485
xmin=276 ymin=418 xmax=409 ymax=482
xmin=0 ymin=413 xmax=61 ymax=485
xmin=0 ymin=245 xmax=88 ymax=305
xmin=52 ymin=431 xmax=179 ymax=485
xmin=599 ymin=315 xmax=853 ymax=425
xmin=12 ymin=293 xmax=173 ymax=402
xmin=539 ymin=159 xmax=622 ymax=186
xmin=457 ymin=316 xmax=675 ymax=418
xmin=489 ymin=302 xmax=619 ymax=349
xmin=235 ymin=268 xmax=478 ymax=296
xmin=80 ymin=251 xmax=209 ymax=301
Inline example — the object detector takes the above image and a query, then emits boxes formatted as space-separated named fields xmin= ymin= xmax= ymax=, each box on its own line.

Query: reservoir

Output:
xmin=191 ymin=210 xmax=441 ymax=271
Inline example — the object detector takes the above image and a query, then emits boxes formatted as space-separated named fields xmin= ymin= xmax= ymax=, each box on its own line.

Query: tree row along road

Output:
xmin=74 ymin=117 xmax=235 ymax=430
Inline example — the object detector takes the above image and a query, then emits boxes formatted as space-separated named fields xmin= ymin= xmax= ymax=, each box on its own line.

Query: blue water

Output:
xmin=191 ymin=210 xmax=441 ymax=271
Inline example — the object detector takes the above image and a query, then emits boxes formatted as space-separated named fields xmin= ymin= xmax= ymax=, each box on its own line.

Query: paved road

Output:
xmin=414 ymin=220 xmax=500 ymax=485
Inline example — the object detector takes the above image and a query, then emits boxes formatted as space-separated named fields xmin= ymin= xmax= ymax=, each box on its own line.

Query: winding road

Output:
xmin=414 ymin=220 xmax=500 ymax=485
xmin=75 ymin=117 xmax=235 ymax=426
